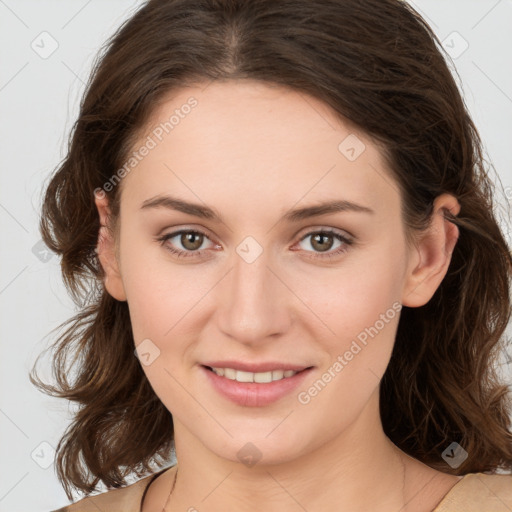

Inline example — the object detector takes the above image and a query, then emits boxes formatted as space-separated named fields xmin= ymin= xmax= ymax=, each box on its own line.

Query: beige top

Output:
xmin=51 ymin=469 xmax=512 ymax=512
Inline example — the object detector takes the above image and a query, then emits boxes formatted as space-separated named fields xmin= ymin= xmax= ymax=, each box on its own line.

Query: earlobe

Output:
xmin=94 ymin=193 xmax=127 ymax=302
xmin=401 ymin=194 xmax=460 ymax=308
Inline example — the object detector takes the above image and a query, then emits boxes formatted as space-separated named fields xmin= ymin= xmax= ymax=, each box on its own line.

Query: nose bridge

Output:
xmin=216 ymin=239 xmax=289 ymax=342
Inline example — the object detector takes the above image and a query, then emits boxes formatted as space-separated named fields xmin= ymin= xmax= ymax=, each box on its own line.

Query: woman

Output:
xmin=31 ymin=0 xmax=512 ymax=510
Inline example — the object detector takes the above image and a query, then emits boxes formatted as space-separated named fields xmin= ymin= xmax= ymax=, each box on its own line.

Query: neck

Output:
xmin=166 ymin=390 xmax=424 ymax=511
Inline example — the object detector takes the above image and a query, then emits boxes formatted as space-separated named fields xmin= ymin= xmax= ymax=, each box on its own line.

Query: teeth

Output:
xmin=211 ymin=367 xmax=300 ymax=382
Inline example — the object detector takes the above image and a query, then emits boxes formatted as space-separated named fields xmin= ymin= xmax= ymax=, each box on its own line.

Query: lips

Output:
xmin=200 ymin=364 xmax=314 ymax=407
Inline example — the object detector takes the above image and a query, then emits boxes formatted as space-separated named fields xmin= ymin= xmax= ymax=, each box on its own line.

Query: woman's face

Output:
xmin=96 ymin=79 xmax=457 ymax=466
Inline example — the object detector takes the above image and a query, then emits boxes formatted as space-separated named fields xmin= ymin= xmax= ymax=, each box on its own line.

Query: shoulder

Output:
xmin=434 ymin=472 xmax=512 ymax=511
xmin=50 ymin=469 xmax=167 ymax=512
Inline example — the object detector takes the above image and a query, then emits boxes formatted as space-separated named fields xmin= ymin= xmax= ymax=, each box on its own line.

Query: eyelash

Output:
xmin=155 ymin=228 xmax=353 ymax=261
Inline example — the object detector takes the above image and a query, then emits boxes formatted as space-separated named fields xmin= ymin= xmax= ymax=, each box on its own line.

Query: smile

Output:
xmin=201 ymin=365 xmax=314 ymax=407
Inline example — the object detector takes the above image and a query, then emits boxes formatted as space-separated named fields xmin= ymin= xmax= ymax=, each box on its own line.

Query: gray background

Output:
xmin=1 ymin=1 xmax=511 ymax=510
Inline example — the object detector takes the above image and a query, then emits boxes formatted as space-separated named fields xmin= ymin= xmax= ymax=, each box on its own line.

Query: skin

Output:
xmin=95 ymin=79 xmax=462 ymax=511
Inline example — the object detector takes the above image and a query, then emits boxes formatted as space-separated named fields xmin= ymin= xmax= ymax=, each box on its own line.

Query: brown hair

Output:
xmin=31 ymin=0 xmax=512 ymax=499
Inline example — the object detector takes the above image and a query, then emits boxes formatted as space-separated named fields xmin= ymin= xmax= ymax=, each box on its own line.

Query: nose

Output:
xmin=215 ymin=246 xmax=292 ymax=346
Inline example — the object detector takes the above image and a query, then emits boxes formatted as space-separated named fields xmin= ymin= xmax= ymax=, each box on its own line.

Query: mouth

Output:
xmin=200 ymin=364 xmax=314 ymax=407
xmin=200 ymin=365 xmax=314 ymax=407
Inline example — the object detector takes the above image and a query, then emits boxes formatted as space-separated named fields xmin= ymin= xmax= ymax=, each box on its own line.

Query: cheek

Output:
xmin=120 ymin=237 xmax=216 ymax=346
xmin=294 ymin=266 xmax=402 ymax=426
xmin=294 ymin=251 xmax=404 ymax=344
xmin=291 ymin=249 xmax=405 ymax=409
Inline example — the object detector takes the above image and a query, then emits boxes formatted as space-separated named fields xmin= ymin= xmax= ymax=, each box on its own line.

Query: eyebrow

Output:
xmin=140 ymin=194 xmax=375 ymax=223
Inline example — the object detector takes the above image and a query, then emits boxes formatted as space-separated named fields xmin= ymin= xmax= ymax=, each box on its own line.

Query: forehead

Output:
xmin=120 ymin=80 xmax=399 ymax=222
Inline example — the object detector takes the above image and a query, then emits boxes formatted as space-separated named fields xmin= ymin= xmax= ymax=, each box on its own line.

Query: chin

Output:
xmin=206 ymin=429 xmax=311 ymax=468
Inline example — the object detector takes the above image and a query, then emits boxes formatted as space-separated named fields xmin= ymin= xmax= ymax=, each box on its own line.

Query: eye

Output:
xmin=156 ymin=229 xmax=218 ymax=259
xmin=294 ymin=229 xmax=353 ymax=260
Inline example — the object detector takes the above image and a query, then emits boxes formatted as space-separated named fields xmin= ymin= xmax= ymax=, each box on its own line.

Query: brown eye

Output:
xmin=156 ymin=229 xmax=215 ymax=259
xmin=296 ymin=229 xmax=353 ymax=260
xmin=180 ymin=232 xmax=204 ymax=251
xmin=310 ymin=233 xmax=335 ymax=252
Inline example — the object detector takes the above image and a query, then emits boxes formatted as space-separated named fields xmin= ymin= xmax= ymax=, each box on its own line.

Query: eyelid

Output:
xmin=154 ymin=226 xmax=219 ymax=259
xmin=164 ymin=227 xmax=219 ymax=248
xmin=291 ymin=227 xmax=353 ymax=258
xmin=294 ymin=225 xmax=354 ymax=241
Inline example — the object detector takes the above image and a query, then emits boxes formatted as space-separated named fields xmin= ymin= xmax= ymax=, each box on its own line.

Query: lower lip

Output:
xmin=201 ymin=365 xmax=314 ymax=407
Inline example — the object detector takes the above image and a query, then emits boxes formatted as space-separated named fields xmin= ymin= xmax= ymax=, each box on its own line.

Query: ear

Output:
xmin=95 ymin=192 xmax=127 ymax=302
xmin=401 ymin=193 xmax=460 ymax=308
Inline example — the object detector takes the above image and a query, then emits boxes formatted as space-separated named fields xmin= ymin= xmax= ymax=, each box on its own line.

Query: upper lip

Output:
xmin=202 ymin=360 xmax=313 ymax=373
